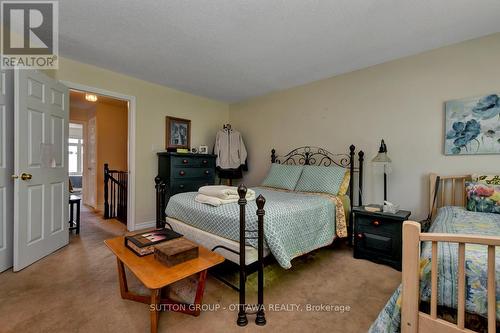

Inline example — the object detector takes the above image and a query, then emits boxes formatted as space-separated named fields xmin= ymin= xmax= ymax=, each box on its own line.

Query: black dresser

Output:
xmin=157 ymin=151 xmax=216 ymax=202
xmin=353 ymin=206 xmax=411 ymax=271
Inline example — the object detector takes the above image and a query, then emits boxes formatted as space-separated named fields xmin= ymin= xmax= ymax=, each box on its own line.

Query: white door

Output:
xmin=13 ymin=69 xmax=69 ymax=271
xmin=85 ymin=116 xmax=97 ymax=208
xmin=0 ymin=70 xmax=14 ymax=272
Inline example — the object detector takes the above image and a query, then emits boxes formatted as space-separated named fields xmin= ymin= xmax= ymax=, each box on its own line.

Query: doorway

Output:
xmin=0 ymin=70 xmax=137 ymax=272
xmin=64 ymin=82 xmax=136 ymax=232
xmin=68 ymin=88 xmax=134 ymax=233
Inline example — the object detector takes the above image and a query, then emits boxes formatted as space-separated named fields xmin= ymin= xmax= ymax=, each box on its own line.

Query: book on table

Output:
xmin=125 ymin=229 xmax=182 ymax=256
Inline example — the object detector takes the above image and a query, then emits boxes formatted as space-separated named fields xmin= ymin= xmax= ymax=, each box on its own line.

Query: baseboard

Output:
xmin=132 ymin=220 xmax=156 ymax=231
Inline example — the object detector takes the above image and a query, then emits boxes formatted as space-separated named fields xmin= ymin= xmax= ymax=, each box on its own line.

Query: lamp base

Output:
xmin=384 ymin=172 xmax=387 ymax=202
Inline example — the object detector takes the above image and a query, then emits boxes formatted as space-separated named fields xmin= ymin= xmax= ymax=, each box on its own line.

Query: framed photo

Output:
xmin=199 ymin=145 xmax=208 ymax=154
xmin=444 ymin=93 xmax=500 ymax=155
xmin=165 ymin=116 xmax=191 ymax=150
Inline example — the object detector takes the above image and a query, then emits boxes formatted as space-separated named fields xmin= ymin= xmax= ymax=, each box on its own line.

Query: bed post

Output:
xmin=155 ymin=176 xmax=166 ymax=229
xmin=358 ymin=151 xmax=364 ymax=206
xmin=255 ymin=194 xmax=267 ymax=326
xmin=348 ymin=145 xmax=355 ymax=245
xmin=401 ymin=221 xmax=421 ymax=333
xmin=237 ymin=184 xmax=248 ymax=326
xmin=271 ymin=148 xmax=277 ymax=163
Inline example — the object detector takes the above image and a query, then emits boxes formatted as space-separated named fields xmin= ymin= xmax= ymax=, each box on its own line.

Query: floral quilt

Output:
xmin=368 ymin=206 xmax=500 ymax=333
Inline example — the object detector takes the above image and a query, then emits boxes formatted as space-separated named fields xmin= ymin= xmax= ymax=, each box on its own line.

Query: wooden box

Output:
xmin=154 ymin=238 xmax=199 ymax=267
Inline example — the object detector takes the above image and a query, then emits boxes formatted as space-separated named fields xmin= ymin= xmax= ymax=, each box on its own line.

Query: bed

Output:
xmin=155 ymin=145 xmax=364 ymax=326
xmin=369 ymin=174 xmax=500 ymax=333
xmin=166 ymin=187 xmax=351 ymax=269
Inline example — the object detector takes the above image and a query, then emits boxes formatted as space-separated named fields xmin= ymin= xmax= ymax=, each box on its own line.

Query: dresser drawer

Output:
xmin=171 ymin=166 xmax=214 ymax=179
xmin=169 ymin=180 xmax=213 ymax=195
xmin=171 ymin=156 xmax=215 ymax=168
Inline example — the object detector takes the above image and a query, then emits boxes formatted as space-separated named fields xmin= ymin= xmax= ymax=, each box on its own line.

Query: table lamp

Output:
xmin=372 ymin=139 xmax=391 ymax=201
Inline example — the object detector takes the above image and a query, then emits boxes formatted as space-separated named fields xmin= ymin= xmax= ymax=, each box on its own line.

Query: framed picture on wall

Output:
xmin=444 ymin=93 xmax=500 ymax=155
xmin=165 ymin=116 xmax=191 ymax=150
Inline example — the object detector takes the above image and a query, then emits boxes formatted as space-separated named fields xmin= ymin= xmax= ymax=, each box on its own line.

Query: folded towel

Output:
xmin=198 ymin=185 xmax=256 ymax=200
xmin=195 ymin=192 xmax=256 ymax=207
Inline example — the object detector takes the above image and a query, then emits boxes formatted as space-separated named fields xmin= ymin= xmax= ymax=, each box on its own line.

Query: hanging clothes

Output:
xmin=214 ymin=128 xmax=247 ymax=170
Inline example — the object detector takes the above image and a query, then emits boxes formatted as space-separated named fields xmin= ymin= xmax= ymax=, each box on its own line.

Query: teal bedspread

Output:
xmin=165 ymin=187 xmax=336 ymax=269
xmin=369 ymin=206 xmax=500 ymax=332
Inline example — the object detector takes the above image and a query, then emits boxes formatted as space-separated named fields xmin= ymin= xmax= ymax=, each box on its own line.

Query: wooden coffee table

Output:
xmin=105 ymin=236 xmax=224 ymax=333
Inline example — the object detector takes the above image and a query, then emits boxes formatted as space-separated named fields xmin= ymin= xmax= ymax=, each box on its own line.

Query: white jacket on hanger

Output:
xmin=214 ymin=129 xmax=247 ymax=169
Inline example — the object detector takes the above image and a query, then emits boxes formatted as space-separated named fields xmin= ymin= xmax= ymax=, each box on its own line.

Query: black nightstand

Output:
xmin=353 ymin=206 xmax=411 ymax=271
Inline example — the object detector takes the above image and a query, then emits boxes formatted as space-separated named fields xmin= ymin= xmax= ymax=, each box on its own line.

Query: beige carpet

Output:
xmin=0 ymin=207 xmax=401 ymax=333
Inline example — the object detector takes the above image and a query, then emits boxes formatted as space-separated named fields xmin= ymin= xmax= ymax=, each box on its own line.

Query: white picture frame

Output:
xmin=198 ymin=145 xmax=208 ymax=154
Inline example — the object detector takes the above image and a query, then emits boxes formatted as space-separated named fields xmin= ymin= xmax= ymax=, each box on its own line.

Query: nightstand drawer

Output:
xmin=356 ymin=232 xmax=393 ymax=255
xmin=356 ymin=216 xmax=399 ymax=235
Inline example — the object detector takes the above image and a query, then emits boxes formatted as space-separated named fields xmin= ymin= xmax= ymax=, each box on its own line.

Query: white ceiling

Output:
xmin=59 ymin=0 xmax=500 ymax=102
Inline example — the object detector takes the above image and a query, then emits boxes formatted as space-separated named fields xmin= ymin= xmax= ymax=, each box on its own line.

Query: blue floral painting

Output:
xmin=445 ymin=93 xmax=500 ymax=155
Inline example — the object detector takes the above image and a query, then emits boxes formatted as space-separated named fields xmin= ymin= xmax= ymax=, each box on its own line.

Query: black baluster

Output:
xmin=104 ymin=164 xmax=109 ymax=219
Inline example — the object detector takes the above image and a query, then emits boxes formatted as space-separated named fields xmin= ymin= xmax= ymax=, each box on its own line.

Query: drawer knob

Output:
xmin=372 ymin=220 xmax=380 ymax=226
xmin=356 ymin=233 xmax=364 ymax=240
xmin=182 ymin=159 xmax=188 ymax=164
xmin=179 ymin=184 xmax=185 ymax=189
xmin=204 ymin=170 xmax=210 ymax=175
xmin=202 ymin=160 xmax=208 ymax=164
xmin=179 ymin=170 xmax=185 ymax=176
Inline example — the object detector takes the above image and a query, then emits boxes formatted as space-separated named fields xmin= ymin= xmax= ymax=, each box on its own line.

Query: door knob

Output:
xmin=20 ymin=173 xmax=32 ymax=181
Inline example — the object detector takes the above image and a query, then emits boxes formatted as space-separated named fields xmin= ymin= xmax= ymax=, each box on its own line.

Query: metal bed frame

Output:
xmin=155 ymin=145 xmax=364 ymax=326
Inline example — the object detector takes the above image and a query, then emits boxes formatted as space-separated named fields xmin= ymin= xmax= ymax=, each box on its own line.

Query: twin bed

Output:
xmin=155 ymin=145 xmax=364 ymax=326
xmin=370 ymin=174 xmax=500 ymax=333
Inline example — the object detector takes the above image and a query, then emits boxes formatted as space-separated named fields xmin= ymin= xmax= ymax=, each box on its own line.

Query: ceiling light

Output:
xmin=85 ymin=93 xmax=98 ymax=102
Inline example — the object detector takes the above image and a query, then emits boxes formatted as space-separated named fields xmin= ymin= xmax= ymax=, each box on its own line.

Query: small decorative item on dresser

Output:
xmin=353 ymin=206 xmax=411 ymax=270
xmin=198 ymin=145 xmax=208 ymax=154
xmin=165 ymin=116 xmax=191 ymax=150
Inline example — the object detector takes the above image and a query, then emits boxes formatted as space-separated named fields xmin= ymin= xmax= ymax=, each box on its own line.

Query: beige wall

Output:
xmin=95 ymin=102 xmax=128 ymax=209
xmin=229 ymin=33 xmax=500 ymax=219
xmin=53 ymin=58 xmax=229 ymax=228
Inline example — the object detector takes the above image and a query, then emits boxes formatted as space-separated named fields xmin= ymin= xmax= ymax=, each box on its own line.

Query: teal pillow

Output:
xmin=261 ymin=164 xmax=304 ymax=190
xmin=294 ymin=165 xmax=347 ymax=195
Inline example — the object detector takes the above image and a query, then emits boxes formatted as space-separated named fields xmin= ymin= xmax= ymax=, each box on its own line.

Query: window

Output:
xmin=69 ymin=123 xmax=84 ymax=175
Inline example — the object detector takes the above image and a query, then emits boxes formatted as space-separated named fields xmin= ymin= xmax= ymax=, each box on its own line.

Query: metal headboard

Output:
xmin=270 ymin=145 xmax=364 ymax=205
